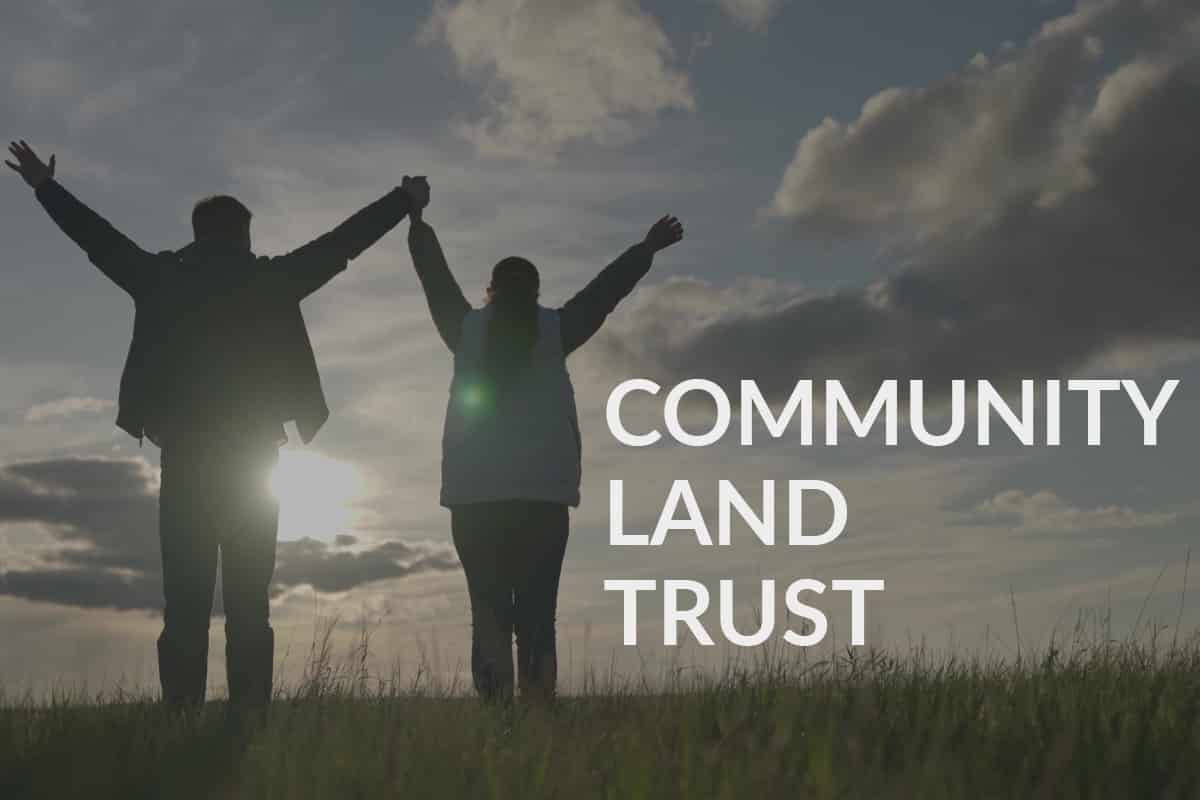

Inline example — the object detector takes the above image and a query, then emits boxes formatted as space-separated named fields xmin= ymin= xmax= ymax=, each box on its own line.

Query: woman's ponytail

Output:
xmin=482 ymin=257 xmax=540 ymax=398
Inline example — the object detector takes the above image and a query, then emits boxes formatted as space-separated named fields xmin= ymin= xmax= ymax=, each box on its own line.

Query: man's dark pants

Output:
xmin=450 ymin=500 xmax=570 ymax=702
xmin=157 ymin=443 xmax=279 ymax=708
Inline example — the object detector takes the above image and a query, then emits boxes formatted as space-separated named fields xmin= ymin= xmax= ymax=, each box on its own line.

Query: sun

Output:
xmin=268 ymin=450 xmax=362 ymax=542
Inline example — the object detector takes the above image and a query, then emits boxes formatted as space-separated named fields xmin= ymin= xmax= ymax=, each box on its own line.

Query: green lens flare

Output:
xmin=458 ymin=383 xmax=493 ymax=416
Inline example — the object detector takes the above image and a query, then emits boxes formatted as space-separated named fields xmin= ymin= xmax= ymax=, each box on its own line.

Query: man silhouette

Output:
xmin=6 ymin=140 xmax=429 ymax=708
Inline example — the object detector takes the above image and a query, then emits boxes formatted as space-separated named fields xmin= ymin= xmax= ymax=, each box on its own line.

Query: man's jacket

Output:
xmin=36 ymin=179 xmax=410 ymax=446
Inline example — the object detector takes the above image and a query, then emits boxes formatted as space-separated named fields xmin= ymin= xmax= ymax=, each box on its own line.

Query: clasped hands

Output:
xmin=401 ymin=176 xmax=430 ymax=220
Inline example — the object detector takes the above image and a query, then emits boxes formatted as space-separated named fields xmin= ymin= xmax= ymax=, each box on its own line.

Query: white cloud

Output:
xmin=717 ymin=0 xmax=785 ymax=32
xmin=10 ymin=58 xmax=76 ymax=99
xmin=767 ymin=0 xmax=1197 ymax=238
xmin=25 ymin=396 xmax=114 ymax=424
xmin=968 ymin=489 xmax=1179 ymax=533
xmin=425 ymin=0 xmax=695 ymax=159
xmin=598 ymin=0 xmax=1200 ymax=402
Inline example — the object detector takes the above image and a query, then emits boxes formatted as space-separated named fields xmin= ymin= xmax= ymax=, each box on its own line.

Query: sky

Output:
xmin=1 ymin=0 xmax=1198 ymax=695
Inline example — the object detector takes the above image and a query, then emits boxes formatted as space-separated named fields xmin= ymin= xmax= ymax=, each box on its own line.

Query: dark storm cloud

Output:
xmin=0 ymin=457 xmax=458 ymax=612
xmin=598 ymin=0 xmax=1200 ymax=400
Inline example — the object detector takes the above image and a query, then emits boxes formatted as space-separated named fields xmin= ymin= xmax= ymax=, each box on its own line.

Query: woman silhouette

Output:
xmin=402 ymin=177 xmax=683 ymax=701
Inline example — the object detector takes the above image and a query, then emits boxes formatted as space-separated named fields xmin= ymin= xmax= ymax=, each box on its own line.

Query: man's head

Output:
xmin=191 ymin=195 xmax=252 ymax=250
xmin=486 ymin=256 xmax=539 ymax=306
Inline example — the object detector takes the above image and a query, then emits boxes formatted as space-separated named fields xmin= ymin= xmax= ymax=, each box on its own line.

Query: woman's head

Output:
xmin=481 ymin=257 xmax=541 ymax=397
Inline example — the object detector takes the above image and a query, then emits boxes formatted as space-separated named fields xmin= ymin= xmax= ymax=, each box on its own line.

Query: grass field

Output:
xmin=2 ymin=624 xmax=1199 ymax=799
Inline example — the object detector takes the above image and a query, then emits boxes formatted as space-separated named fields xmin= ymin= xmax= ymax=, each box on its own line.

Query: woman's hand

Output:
xmin=642 ymin=214 xmax=684 ymax=253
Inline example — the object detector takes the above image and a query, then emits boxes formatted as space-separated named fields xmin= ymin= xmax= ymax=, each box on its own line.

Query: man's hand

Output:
xmin=642 ymin=214 xmax=684 ymax=253
xmin=401 ymin=175 xmax=430 ymax=217
xmin=5 ymin=140 xmax=55 ymax=190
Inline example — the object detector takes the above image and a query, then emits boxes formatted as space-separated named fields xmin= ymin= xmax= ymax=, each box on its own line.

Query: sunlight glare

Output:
xmin=268 ymin=450 xmax=362 ymax=542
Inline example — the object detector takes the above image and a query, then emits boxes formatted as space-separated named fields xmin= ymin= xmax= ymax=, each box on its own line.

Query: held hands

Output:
xmin=5 ymin=140 xmax=55 ymax=189
xmin=643 ymin=214 xmax=684 ymax=253
xmin=402 ymin=175 xmax=431 ymax=220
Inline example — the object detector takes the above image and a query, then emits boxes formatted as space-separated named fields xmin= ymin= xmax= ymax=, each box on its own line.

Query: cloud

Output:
xmin=0 ymin=458 xmax=459 ymax=612
xmin=273 ymin=534 xmax=459 ymax=595
xmin=10 ymin=57 xmax=76 ymax=99
xmin=688 ymin=31 xmax=715 ymax=63
xmin=2 ymin=0 xmax=338 ymax=144
xmin=598 ymin=0 xmax=1200 ymax=399
xmin=0 ymin=457 xmax=161 ymax=610
xmin=964 ymin=489 xmax=1179 ymax=533
xmin=425 ymin=0 xmax=695 ymax=159
xmin=765 ymin=0 xmax=1196 ymax=237
xmin=25 ymin=396 xmax=115 ymax=423
xmin=717 ymin=0 xmax=786 ymax=32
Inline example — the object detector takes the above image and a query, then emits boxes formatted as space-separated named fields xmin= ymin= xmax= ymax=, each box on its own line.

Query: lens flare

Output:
xmin=458 ymin=382 xmax=494 ymax=416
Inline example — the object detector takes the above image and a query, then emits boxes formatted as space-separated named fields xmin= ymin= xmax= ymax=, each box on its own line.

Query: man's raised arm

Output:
xmin=7 ymin=140 xmax=151 ymax=297
xmin=272 ymin=182 xmax=417 ymax=300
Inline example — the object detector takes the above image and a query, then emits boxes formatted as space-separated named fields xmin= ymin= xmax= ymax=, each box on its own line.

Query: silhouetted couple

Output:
xmin=7 ymin=139 xmax=683 ymax=707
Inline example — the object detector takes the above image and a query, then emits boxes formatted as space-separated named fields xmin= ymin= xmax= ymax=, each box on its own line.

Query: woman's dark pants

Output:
xmin=450 ymin=501 xmax=569 ymax=702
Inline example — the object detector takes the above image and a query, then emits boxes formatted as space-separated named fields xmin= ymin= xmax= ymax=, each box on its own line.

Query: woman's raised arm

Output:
xmin=407 ymin=210 xmax=471 ymax=353
xmin=559 ymin=214 xmax=684 ymax=355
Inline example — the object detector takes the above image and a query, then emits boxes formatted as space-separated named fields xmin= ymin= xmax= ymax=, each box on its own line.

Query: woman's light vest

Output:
xmin=441 ymin=306 xmax=582 ymax=507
